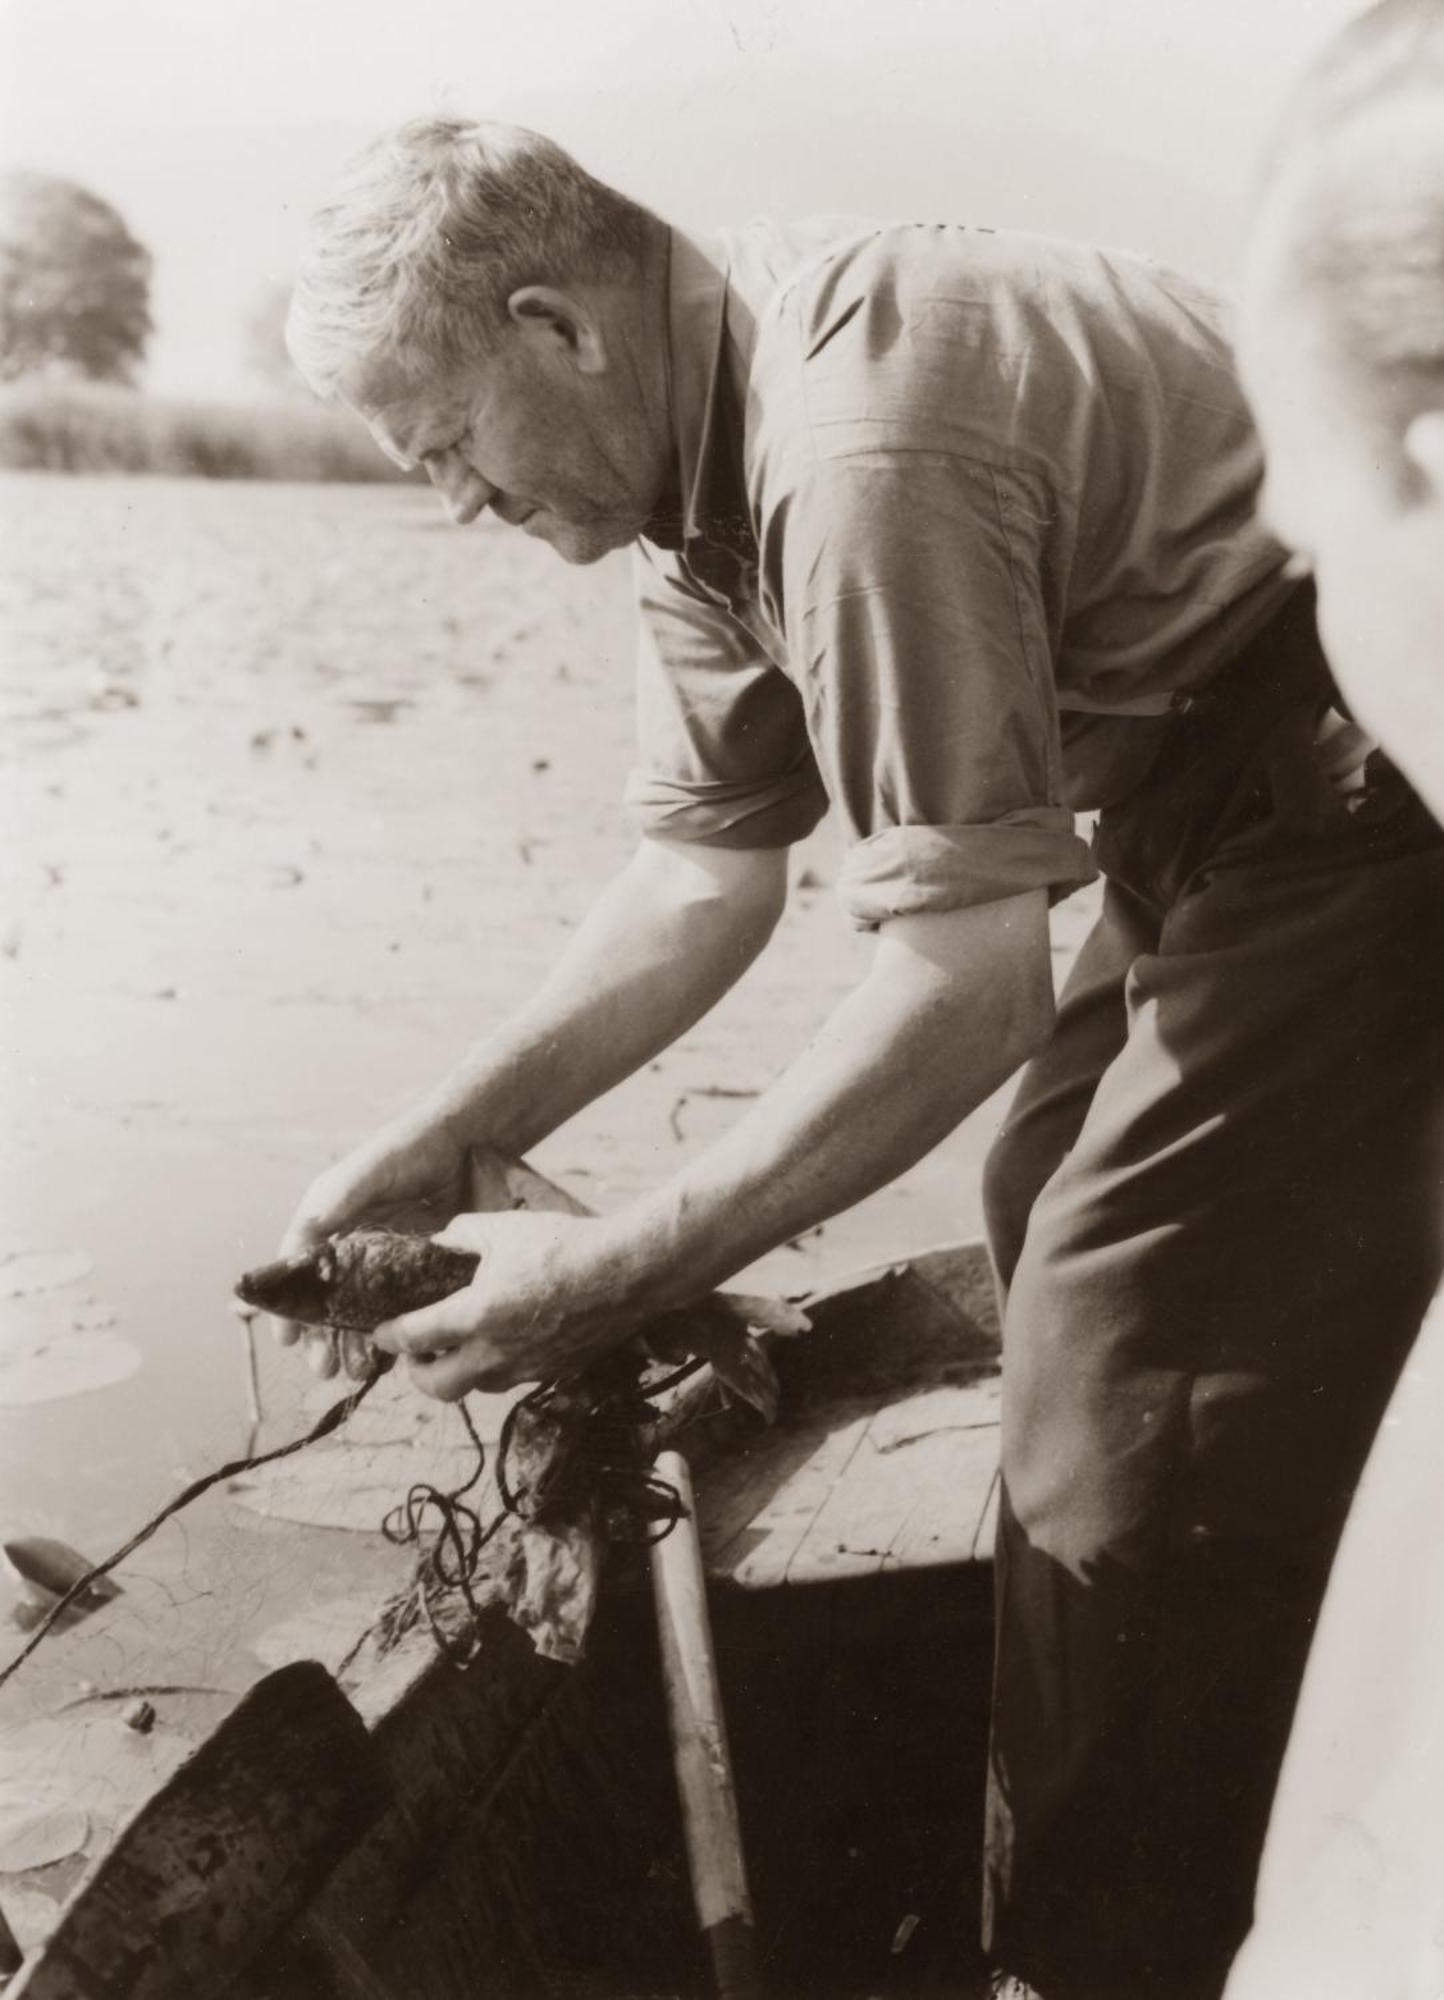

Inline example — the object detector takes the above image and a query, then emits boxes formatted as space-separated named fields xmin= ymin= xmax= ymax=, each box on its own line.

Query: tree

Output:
xmin=0 ymin=171 xmax=153 ymax=385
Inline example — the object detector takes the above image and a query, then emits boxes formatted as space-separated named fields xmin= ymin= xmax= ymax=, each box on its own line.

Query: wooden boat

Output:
xmin=0 ymin=1181 xmax=1004 ymax=2000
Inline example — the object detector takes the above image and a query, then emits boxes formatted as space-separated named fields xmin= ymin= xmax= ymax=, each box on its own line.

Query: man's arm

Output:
xmin=419 ymin=835 xmax=788 ymax=1157
xmin=275 ymin=835 xmax=787 ymax=1372
xmin=375 ymin=887 xmax=1054 ymax=1395
xmin=630 ymin=887 xmax=1053 ymax=1299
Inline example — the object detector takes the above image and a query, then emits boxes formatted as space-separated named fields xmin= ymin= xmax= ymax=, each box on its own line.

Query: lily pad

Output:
xmin=0 ymin=1300 xmax=52 ymax=1357
xmin=249 ymin=1594 xmax=380 ymax=1674
xmin=0 ymin=1713 xmax=191 ymax=1860
xmin=68 ymin=1299 xmax=120 ymax=1333
xmin=0 ymin=1330 xmax=142 ymax=1406
xmin=228 ymin=1435 xmax=484 ymax=1532
xmin=0 ymin=1804 xmax=89 ymax=1873
xmin=0 ymin=1250 xmax=93 ymax=1302
xmin=0 ymin=1878 xmax=64 ymax=1952
xmin=299 ymin=1364 xmax=507 ymax=1448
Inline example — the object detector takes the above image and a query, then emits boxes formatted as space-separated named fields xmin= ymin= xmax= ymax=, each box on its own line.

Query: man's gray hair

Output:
xmin=286 ymin=119 xmax=656 ymax=395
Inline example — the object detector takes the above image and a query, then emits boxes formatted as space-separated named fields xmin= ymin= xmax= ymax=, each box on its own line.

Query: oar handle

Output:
xmin=650 ymin=1449 xmax=762 ymax=2000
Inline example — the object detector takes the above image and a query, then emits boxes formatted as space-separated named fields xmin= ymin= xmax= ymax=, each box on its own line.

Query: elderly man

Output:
xmin=280 ymin=122 xmax=1444 ymax=1999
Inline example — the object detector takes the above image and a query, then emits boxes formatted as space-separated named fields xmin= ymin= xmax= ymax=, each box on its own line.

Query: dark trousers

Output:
xmin=980 ymin=595 xmax=1444 ymax=2000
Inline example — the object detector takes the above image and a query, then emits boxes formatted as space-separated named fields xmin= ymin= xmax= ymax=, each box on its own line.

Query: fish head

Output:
xmin=234 ymin=1244 xmax=341 ymax=1326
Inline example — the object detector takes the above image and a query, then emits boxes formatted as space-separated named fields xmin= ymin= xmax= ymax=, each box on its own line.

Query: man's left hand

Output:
xmin=370 ymin=1209 xmax=644 ymax=1400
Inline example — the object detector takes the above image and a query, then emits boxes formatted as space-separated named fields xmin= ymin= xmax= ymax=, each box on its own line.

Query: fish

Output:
xmin=237 ymin=1226 xmax=785 ymax=1422
xmin=235 ymin=1224 xmax=788 ymax=1666
xmin=235 ymin=1228 xmax=478 ymax=1334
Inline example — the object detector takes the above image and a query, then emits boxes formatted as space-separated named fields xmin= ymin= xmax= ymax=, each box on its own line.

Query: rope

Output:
xmin=0 ymin=1365 xmax=387 ymax=1693
xmin=380 ymin=1356 xmax=706 ymax=1663
xmin=380 ymin=1399 xmax=504 ymax=1667
xmin=0 ymin=1348 xmax=711 ymax=1692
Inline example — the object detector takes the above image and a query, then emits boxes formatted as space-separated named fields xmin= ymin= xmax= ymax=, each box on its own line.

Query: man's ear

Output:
xmin=506 ymin=286 xmax=608 ymax=374
xmin=1403 ymin=409 xmax=1444 ymax=505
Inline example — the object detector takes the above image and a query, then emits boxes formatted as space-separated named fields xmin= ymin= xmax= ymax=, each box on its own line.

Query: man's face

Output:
xmin=1238 ymin=193 xmax=1444 ymax=824
xmin=340 ymin=332 xmax=660 ymax=566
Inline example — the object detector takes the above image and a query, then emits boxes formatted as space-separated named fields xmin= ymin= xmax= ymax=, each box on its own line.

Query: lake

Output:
xmin=0 ymin=470 xmax=1093 ymax=1619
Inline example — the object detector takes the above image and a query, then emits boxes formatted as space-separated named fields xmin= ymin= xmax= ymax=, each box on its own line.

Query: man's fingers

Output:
xmin=268 ymin=1312 xmax=337 ymax=1374
xmin=371 ymin=1289 xmax=521 ymax=1398
xmin=403 ymin=1349 xmax=477 ymax=1403
xmin=278 ymin=1210 xmax=338 ymax=1262
xmin=269 ymin=1313 xmax=302 ymax=1348
xmin=372 ymin=1290 xmax=475 ymax=1356
xmin=338 ymin=1328 xmax=374 ymax=1380
xmin=304 ymin=1327 xmax=340 ymax=1378
xmin=431 ymin=1214 xmax=495 ymax=1255
xmin=267 ymin=1313 xmax=367 ymax=1380
xmin=404 ymin=1342 xmax=526 ymax=1401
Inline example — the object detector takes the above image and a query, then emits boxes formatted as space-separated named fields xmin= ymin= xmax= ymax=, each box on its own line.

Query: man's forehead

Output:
xmin=342 ymin=351 xmax=467 ymax=428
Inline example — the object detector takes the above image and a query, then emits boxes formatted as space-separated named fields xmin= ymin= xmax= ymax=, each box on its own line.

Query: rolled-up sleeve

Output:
xmin=625 ymin=542 xmax=828 ymax=849
xmin=773 ymin=452 xmax=1096 ymax=927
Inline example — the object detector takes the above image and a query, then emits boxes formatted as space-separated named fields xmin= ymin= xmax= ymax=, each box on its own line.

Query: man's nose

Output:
xmin=425 ymin=450 xmax=493 ymax=526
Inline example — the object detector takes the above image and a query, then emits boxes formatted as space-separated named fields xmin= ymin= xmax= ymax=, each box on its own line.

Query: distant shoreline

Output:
xmin=0 ymin=380 xmax=416 ymax=484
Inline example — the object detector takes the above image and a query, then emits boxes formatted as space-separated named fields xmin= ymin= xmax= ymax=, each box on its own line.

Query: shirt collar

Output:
xmin=644 ymin=228 xmax=758 ymax=605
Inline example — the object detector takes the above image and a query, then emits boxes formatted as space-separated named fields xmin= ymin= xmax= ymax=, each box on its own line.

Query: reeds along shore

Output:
xmin=0 ymin=378 xmax=415 ymax=483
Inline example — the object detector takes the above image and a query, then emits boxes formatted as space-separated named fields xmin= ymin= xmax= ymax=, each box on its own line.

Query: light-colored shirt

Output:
xmin=627 ymin=220 xmax=1294 ymax=927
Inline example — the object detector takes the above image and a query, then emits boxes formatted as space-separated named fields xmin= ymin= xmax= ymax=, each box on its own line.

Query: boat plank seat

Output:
xmin=696 ymin=1243 xmax=1002 ymax=1588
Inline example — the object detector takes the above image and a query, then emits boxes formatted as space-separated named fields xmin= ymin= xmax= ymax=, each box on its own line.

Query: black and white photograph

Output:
xmin=2 ymin=2 xmax=1442 ymax=1994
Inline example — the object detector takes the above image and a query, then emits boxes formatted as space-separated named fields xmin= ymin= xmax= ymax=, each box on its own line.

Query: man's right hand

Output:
xmin=272 ymin=1115 xmax=473 ymax=1379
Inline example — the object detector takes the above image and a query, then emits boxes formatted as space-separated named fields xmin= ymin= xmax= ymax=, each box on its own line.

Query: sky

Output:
xmin=0 ymin=0 xmax=1363 ymax=399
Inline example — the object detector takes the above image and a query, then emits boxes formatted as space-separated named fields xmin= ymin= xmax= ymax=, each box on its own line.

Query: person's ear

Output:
xmin=505 ymin=286 xmax=608 ymax=374
xmin=1403 ymin=409 xmax=1444 ymax=505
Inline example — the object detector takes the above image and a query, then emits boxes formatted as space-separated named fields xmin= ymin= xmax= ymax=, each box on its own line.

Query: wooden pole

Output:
xmin=650 ymin=1449 xmax=761 ymax=2000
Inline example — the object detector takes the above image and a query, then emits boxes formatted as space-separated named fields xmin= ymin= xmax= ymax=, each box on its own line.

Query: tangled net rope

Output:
xmin=0 ymin=1351 xmax=707 ymax=1691
xmin=377 ymin=1355 xmax=704 ymax=1666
